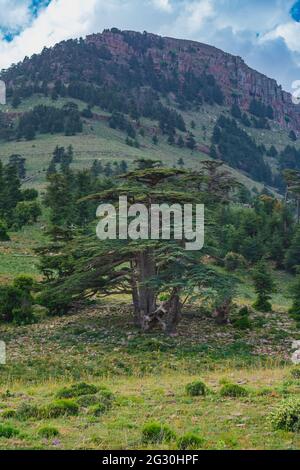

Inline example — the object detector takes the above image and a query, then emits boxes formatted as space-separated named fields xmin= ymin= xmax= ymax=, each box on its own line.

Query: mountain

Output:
xmin=1 ymin=28 xmax=300 ymax=190
xmin=2 ymin=28 xmax=299 ymax=132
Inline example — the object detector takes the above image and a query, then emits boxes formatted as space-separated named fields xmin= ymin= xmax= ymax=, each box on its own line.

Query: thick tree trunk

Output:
xmin=164 ymin=287 xmax=182 ymax=336
xmin=134 ymin=249 xmax=157 ymax=331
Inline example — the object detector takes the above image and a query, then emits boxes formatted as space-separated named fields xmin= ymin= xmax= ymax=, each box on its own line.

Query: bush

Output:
xmin=14 ymin=201 xmax=41 ymax=228
xmin=142 ymin=422 xmax=176 ymax=444
xmin=0 ymin=219 xmax=10 ymax=241
xmin=88 ymin=403 xmax=107 ymax=417
xmin=41 ymin=399 xmax=79 ymax=418
xmin=38 ymin=426 xmax=60 ymax=439
xmin=13 ymin=275 xmax=35 ymax=293
xmin=224 ymin=252 xmax=247 ymax=271
xmin=177 ymin=433 xmax=206 ymax=450
xmin=220 ymin=383 xmax=249 ymax=397
xmin=186 ymin=381 xmax=207 ymax=397
xmin=291 ymin=367 xmax=300 ymax=379
xmin=269 ymin=398 xmax=300 ymax=432
xmin=56 ymin=382 xmax=99 ymax=399
xmin=0 ymin=277 xmax=35 ymax=324
xmin=0 ymin=424 xmax=20 ymax=438
xmin=232 ymin=307 xmax=252 ymax=330
xmin=1 ymin=409 xmax=16 ymax=419
xmin=16 ymin=402 xmax=40 ymax=420
xmin=77 ymin=394 xmax=99 ymax=407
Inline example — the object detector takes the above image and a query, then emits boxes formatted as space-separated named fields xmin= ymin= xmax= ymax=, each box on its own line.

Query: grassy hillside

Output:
xmin=0 ymin=279 xmax=299 ymax=450
xmin=2 ymin=95 xmax=297 ymax=193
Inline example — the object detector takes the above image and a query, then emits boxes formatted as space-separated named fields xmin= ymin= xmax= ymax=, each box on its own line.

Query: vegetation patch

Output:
xmin=0 ymin=424 xmax=20 ymax=439
xmin=177 ymin=433 xmax=206 ymax=450
xmin=142 ymin=422 xmax=176 ymax=444
xmin=41 ymin=399 xmax=79 ymax=418
xmin=56 ymin=382 xmax=99 ymax=399
xmin=186 ymin=380 xmax=208 ymax=397
xmin=220 ymin=383 xmax=249 ymax=398
xmin=38 ymin=426 xmax=60 ymax=439
xmin=269 ymin=398 xmax=300 ymax=432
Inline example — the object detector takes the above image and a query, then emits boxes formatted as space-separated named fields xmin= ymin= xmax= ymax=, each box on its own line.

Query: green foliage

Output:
xmin=232 ymin=307 xmax=252 ymax=330
xmin=269 ymin=398 xmax=300 ymax=432
xmin=14 ymin=201 xmax=41 ymax=228
xmin=16 ymin=403 xmax=40 ymax=420
xmin=56 ymin=382 xmax=98 ymax=399
xmin=177 ymin=433 xmax=206 ymax=450
xmin=224 ymin=252 xmax=247 ymax=271
xmin=142 ymin=422 xmax=176 ymax=444
xmin=38 ymin=426 xmax=60 ymax=439
xmin=291 ymin=367 xmax=300 ymax=379
xmin=285 ymin=229 xmax=300 ymax=272
xmin=186 ymin=381 xmax=207 ymax=397
xmin=0 ymin=424 xmax=20 ymax=438
xmin=88 ymin=403 xmax=107 ymax=417
xmin=211 ymin=116 xmax=272 ymax=184
xmin=289 ymin=274 xmax=300 ymax=321
xmin=0 ymin=219 xmax=10 ymax=241
xmin=252 ymin=261 xmax=275 ymax=312
xmin=220 ymin=383 xmax=249 ymax=397
xmin=0 ymin=275 xmax=35 ymax=325
xmin=1 ymin=409 xmax=17 ymax=419
xmin=41 ymin=399 xmax=79 ymax=418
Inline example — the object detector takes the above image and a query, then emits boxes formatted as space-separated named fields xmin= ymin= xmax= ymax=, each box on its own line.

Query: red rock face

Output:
xmin=86 ymin=31 xmax=300 ymax=132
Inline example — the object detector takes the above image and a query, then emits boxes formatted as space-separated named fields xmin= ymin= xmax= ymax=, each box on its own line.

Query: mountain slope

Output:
xmin=0 ymin=29 xmax=300 ymax=192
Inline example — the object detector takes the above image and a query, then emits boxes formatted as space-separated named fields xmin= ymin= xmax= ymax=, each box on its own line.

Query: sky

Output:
xmin=0 ymin=0 xmax=300 ymax=92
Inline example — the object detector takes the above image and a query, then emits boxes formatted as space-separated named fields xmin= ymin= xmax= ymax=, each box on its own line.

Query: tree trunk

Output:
xmin=134 ymin=249 xmax=156 ymax=331
xmin=164 ymin=287 xmax=182 ymax=335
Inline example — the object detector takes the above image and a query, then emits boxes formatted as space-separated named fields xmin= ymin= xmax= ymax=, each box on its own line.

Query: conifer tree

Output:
xmin=252 ymin=261 xmax=275 ymax=312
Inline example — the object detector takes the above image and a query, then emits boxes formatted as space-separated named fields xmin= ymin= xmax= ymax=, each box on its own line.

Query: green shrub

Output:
xmin=142 ymin=422 xmax=176 ymax=444
xmin=77 ymin=394 xmax=99 ymax=407
xmin=177 ymin=433 xmax=206 ymax=450
xmin=13 ymin=275 xmax=35 ymax=293
xmin=224 ymin=252 xmax=247 ymax=271
xmin=269 ymin=398 xmax=300 ymax=432
xmin=0 ymin=424 xmax=19 ymax=438
xmin=56 ymin=382 xmax=98 ymax=399
xmin=291 ymin=367 xmax=300 ymax=379
xmin=41 ymin=399 xmax=79 ymax=418
xmin=0 ymin=277 xmax=35 ymax=324
xmin=1 ymin=409 xmax=16 ymax=419
xmin=88 ymin=403 xmax=107 ymax=417
xmin=32 ymin=304 xmax=49 ymax=321
xmin=186 ymin=381 xmax=207 ymax=397
xmin=0 ymin=219 xmax=10 ymax=241
xmin=220 ymin=383 xmax=249 ymax=397
xmin=38 ymin=426 xmax=60 ymax=439
xmin=16 ymin=402 xmax=40 ymax=420
xmin=232 ymin=307 xmax=252 ymax=330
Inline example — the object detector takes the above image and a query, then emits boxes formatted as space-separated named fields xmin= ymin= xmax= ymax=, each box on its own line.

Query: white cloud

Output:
xmin=0 ymin=0 xmax=30 ymax=31
xmin=262 ymin=21 xmax=300 ymax=52
xmin=0 ymin=0 xmax=300 ymax=91
xmin=151 ymin=0 xmax=172 ymax=13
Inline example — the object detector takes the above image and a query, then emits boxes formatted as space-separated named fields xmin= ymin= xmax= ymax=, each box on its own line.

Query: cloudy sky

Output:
xmin=1 ymin=0 xmax=300 ymax=91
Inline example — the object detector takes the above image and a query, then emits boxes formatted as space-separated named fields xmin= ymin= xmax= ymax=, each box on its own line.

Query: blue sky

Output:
xmin=0 ymin=0 xmax=300 ymax=92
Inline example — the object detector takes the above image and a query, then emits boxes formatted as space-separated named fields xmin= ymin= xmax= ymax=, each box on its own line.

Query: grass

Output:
xmin=0 ymin=368 xmax=299 ymax=449
xmin=2 ymin=95 xmax=294 ymax=194
xmin=1 ymin=95 xmax=300 ymax=449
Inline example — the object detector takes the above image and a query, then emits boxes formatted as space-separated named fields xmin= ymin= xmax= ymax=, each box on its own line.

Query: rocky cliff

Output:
xmin=86 ymin=30 xmax=300 ymax=131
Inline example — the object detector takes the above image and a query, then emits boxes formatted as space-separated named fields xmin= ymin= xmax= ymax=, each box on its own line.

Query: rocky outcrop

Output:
xmin=86 ymin=30 xmax=300 ymax=132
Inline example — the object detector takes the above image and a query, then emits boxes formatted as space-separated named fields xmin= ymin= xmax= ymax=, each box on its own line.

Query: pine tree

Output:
xmin=289 ymin=272 xmax=300 ymax=323
xmin=252 ymin=261 xmax=275 ymax=312
xmin=39 ymin=163 xmax=237 ymax=334
xmin=285 ymin=227 xmax=300 ymax=272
